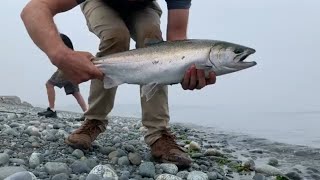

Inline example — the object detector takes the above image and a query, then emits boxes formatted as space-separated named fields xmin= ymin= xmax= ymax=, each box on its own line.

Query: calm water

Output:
xmin=109 ymin=104 xmax=320 ymax=149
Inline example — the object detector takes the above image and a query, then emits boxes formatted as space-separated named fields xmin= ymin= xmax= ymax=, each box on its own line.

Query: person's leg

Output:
xmin=38 ymin=72 xmax=61 ymax=117
xmin=72 ymin=92 xmax=88 ymax=112
xmin=42 ymin=81 xmax=58 ymax=118
xmin=65 ymin=0 xmax=131 ymax=150
xmin=128 ymin=2 xmax=191 ymax=167
xmin=128 ymin=2 xmax=167 ymax=146
xmin=46 ymin=81 xmax=56 ymax=110
xmin=64 ymin=83 xmax=88 ymax=112
xmin=37 ymin=82 xmax=57 ymax=117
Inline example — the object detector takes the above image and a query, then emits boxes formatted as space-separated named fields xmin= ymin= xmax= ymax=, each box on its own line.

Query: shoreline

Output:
xmin=0 ymin=98 xmax=319 ymax=180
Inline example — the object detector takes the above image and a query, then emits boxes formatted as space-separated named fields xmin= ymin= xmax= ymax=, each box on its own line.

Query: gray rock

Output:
xmin=252 ymin=173 xmax=267 ymax=180
xmin=112 ymin=136 xmax=122 ymax=144
xmin=56 ymin=129 xmax=69 ymax=138
xmin=243 ymin=159 xmax=255 ymax=170
xmin=44 ymin=131 xmax=59 ymax=141
xmin=4 ymin=171 xmax=37 ymax=180
xmin=85 ymin=158 xmax=99 ymax=169
xmin=120 ymin=171 xmax=130 ymax=180
xmin=121 ymin=170 xmax=130 ymax=176
xmin=311 ymin=174 xmax=320 ymax=179
xmin=120 ymin=174 xmax=129 ymax=180
xmin=99 ymin=146 xmax=116 ymax=155
xmin=9 ymin=158 xmax=25 ymax=165
xmin=268 ymin=158 xmax=279 ymax=167
xmin=52 ymin=173 xmax=69 ymax=180
xmin=285 ymin=172 xmax=302 ymax=180
xmin=255 ymin=164 xmax=284 ymax=176
xmin=160 ymin=163 xmax=178 ymax=175
xmin=156 ymin=174 xmax=182 ymax=180
xmin=29 ymin=152 xmax=43 ymax=168
xmin=9 ymin=123 xmax=21 ymax=128
xmin=191 ymin=153 xmax=204 ymax=158
xmin=176 ymin=171 xmax=189 ymax=179
xmin=306 ymin=167 xmax=320 ymax=173
xmin=117 ymin=149 xmax=127 ymax=156
xmin=128 ymin=153 xmax=141 ymax=165
xmin=191 ymin=163 xmax=200 ymax=170
xmin=118 ymin=156 xmax=130 ymax=166
xmin=0 ymin=153 xmax=10 ymax=166
xmin=189 ymin=141 xmax=201 ymax=151
xmin=123 ymin=145 xmax=135 ymax=152
xmin=0 ymin=96 xmax=22 ymax=105
xmin=207 ymin=172 xmax=218 ymax=180
xmin=23 ymin=142 xmax=32 ymax=148
xmin=0 ymin=166 xmax=27 ymax=180
xmin=204 ymin=149 xmax=223 ymax=157
xmin=70 ymin=161 xmax=90 ymax=174
xmin=88 ymin=165 xmax=118 ymax=179
xmin=86 ymin=174 xmax=101 ymax=180
xmin=121 ymin=126 xmax=129 ymax=132
xmin=27 ymin=136 xmax=39 ymax=143
xmin=3 ymin=128 xmax=20 ymax=137
xmin=200 ymin=165 xmax=208 ymax=171
xmin=72 ymin=149 xmax=85 ymax=159
xmin=25 ymin=126 xmax=41 ymax=137
xmin=111 ymin=157 xmax=119 ymax=164
xmin=109 ymin=150 xmax=125 ymax=159
xmin=187 ymin=171 xmax=208 ymax=180
xmin=44 ymin=162 xmax=70 ymax=175
xmin=3 ymin=149 xmax=14 ymax=155
xmin=139 ymin=162 xmax=156 ymax=178
xmin=249 ymin=149 xmax=264 ymax=154
xmin=5 ymin=113 xmax=18 ymax=120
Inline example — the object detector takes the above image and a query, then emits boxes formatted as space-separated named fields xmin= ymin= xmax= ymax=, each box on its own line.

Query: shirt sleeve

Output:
xmin=165 ymin=0 xmax=191 ymax=10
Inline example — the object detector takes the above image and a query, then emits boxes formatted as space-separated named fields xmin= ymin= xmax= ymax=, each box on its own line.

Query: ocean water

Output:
xmin=109 ymin=104 xmax=320 ymax=149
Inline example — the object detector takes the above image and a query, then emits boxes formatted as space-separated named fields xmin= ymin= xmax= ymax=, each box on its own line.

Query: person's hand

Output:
xmin=181 ymin=64 xmax=216 ymax=90
xmin=51 ymin=50 xmax=104 ymax=84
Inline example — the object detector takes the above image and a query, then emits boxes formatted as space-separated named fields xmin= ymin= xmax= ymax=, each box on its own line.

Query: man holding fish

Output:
xmin=21 ymin=0 xmax=255 ymax=167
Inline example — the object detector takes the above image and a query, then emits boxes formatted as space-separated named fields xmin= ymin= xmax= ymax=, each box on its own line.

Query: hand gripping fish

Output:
xmin=93 ymin=39 xmax=257 ymax=101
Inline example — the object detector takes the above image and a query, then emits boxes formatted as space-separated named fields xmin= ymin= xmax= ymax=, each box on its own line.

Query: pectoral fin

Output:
xmin=195 ymin=64 xmax=212 ymax=70
xmin=141 ymin=83 xmax=163 ymax=101
xmin=196 ymin=63 xmax=213 ymax=77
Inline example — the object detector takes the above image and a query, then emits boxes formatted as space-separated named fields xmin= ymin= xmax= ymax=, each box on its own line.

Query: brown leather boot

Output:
xmin=150 ymin=130 xmax=192 ymax=168
xmin=65 ymin=119 xmax=106 ymax=150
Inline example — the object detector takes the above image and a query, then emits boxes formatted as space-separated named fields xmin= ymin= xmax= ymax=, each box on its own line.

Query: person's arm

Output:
xmin=20 ymin=0 xmax=103 ymax=84
xmin=166 ymin=0 xmax=216 ymax=90
xmin=21 ymin=0 xmax=77 ymax=62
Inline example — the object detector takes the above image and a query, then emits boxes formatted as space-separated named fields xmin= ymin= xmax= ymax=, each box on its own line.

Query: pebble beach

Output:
xmin=0 ymin=96 xmax=319 ymax=180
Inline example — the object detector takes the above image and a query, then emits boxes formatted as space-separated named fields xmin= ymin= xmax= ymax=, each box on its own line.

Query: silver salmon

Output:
xmin=93 ymin=39 xmax=257 ymax=100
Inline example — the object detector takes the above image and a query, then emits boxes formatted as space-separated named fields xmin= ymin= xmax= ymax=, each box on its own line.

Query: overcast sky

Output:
xmin=1 ymin=0 xmax=320 ymax=113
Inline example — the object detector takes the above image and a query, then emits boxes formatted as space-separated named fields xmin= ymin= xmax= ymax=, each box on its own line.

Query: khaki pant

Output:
xmin=80 ymin=0 xmax=170 ymax=145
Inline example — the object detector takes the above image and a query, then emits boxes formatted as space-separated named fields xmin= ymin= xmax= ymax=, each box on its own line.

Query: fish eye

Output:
xmin=234 ymin=48 xmax=244 ymax=54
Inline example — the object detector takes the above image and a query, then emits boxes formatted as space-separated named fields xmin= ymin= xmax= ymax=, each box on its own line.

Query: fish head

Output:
xmin=208 ymin=41 xmax=257 ymax=75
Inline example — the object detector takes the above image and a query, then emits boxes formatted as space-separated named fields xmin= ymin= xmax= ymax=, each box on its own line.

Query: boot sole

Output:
xmin=65 ymin=138 xmax=90 ymax=150
xmin=153 ymin=156 xmax=192 ymax=169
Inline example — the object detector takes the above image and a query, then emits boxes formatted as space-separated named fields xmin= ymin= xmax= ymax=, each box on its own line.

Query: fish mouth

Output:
xmin=237 ymin=48 xmax=257 ymax=67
